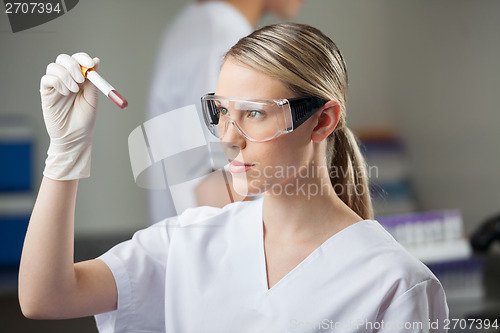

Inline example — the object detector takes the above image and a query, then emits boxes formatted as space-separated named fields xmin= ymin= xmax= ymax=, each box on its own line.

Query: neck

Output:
xmin=261 ymin=169 xmax=362 ymax=244
xmin=198 ymin=0 xmax=265 ymax=26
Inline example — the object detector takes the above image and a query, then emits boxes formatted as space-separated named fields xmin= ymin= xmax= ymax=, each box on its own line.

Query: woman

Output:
xmin=19 ymin=23 xmax=448 ymax=332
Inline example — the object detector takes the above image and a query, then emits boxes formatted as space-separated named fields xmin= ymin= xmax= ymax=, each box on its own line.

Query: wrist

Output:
xmin=44 ymin=143 xmax=93 ymax=180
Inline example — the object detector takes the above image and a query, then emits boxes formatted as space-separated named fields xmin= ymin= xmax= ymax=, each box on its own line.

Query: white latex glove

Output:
xmin=41 ymin=52 xmax=100 ymax=180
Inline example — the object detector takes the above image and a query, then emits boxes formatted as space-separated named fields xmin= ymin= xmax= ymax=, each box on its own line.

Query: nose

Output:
xmin=220 ymin=119 xmax=246 ymax=148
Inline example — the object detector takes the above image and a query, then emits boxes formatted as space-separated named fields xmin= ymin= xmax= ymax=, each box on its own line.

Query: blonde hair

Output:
xmin=225 ymin=23 xmax=373 ymax=220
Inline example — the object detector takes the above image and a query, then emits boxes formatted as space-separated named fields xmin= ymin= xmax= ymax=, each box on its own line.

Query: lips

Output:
xmin=228 ymin=159 xmax=255 ymax=173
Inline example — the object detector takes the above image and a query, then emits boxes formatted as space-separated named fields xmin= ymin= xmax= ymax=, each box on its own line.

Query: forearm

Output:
xmin=19 ymin=52 xmax=119 ymax=319
xmin=19 ymin=176 xmax=79 ymax=317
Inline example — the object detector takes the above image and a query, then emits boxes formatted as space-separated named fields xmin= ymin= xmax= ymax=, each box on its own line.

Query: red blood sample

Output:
xmin=108 ymin=90 xmax=128 ymax=109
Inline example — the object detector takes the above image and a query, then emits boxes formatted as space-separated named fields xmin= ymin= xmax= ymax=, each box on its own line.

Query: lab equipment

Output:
xmin=81 ymin=66 xmax=128 ymax=109
xmin=201 ymin=94 xmax=326 ymax=142
xmin=429 ymin=257 xmax=484 ymax=301
xmin=377 ymin=210 xmax=471 ymax=264
xmin=470 ymin=213 xmax=500 ymax=252
xmin=0 ymin=117 xmax=33 ymax=266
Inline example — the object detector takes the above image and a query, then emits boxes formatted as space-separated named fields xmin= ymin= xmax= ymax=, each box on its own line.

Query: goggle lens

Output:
xmin=203 ymin=97 xmax=286 ymax=142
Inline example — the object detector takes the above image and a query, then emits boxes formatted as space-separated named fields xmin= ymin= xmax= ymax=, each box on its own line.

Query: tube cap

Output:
xmin=80 ymin=66 xmax=95 ymax=78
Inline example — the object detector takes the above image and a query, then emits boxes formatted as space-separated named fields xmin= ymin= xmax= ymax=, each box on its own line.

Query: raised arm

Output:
xmin=19 ymin=53 xmax=117 ymax=319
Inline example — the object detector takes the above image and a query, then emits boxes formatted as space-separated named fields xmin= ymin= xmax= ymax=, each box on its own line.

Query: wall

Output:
xmin=1 ymin=0 xmax=498 ymax=237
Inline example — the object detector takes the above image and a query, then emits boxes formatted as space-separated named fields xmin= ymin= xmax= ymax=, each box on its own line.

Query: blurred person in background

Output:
xmin=147 ymin=0 xmax=306 ymax=225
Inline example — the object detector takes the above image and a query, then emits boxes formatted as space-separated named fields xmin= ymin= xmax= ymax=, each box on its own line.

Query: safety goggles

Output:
xmin=201 ymin=93 xmax=327 ymax=142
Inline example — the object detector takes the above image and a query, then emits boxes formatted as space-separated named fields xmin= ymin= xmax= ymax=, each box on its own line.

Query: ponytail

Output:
xmin=328 ymin=127 xmax=373 ymax=220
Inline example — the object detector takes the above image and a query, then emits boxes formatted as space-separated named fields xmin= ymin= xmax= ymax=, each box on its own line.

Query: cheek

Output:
xmin=256 ymin=133 xmax=312 ymax=177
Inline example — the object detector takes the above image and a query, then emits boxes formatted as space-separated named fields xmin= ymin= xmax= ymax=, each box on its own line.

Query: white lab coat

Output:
xmin=147 ymin=2 xmax=253 ymax=224
xmin=95 ymin=198 xmax=449 ymax=332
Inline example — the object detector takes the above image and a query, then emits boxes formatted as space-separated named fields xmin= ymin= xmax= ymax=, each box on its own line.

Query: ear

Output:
xmin=311 ymin=100 xmax=341 ymax=143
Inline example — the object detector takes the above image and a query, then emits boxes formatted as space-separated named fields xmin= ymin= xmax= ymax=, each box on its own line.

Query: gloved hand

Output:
xmin=41 ymin=52 xmax=100 ymax=180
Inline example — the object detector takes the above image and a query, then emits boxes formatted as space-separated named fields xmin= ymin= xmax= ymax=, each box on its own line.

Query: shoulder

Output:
xmin=167 ymin=2 xmax=251 ymax=40
xmin=98 ymin=200 xmax=257 ymax=264
xmin=165 ymin=198 xmax=262 ymax=250
xmin=197 ymin=2 xmax=252 ymax=34
xmin=337 ymin=219 xmax=442 ymax=293
xmin=338 ymin=220 xmax=448 ymax=317
xmin=176 ymin=198 xmax=260 ymax=228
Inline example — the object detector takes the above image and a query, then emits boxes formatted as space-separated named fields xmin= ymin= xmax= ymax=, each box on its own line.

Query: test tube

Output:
xmin=81 ymin=66 xmax=128 ymax=109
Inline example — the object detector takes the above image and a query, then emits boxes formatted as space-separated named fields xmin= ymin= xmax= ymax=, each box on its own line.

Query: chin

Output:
xmin=231 ymin=174 xmax=264 ymax=197
xmin=230 ymin=173 xmax=249 ymax=197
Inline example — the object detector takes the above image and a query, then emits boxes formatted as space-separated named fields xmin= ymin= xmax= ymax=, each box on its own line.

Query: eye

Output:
xmin=247 ymin=110 xmax=264 ymax=118
xmin=217 ymin=106 xmax=229 ymax=116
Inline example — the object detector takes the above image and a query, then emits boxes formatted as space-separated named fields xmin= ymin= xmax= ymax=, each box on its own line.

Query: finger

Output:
xmin=40 ymin=74 xmax=70 ymax=96
xmin=56 ymin=54 xmax=85 ymax=84
xmin=46 ymin=62 xmax=79 ymax=94
xmin=71 ymin=52 xmax=96 ymax=69
xmin=92 ymin=57 xmax=100 ymax=71
xmin=81 ymin=80 xmax=99 ymax=109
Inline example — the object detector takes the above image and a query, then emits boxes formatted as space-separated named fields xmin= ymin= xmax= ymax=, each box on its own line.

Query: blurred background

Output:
xmin=1 ymin=0 xmax=499 ymax=332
